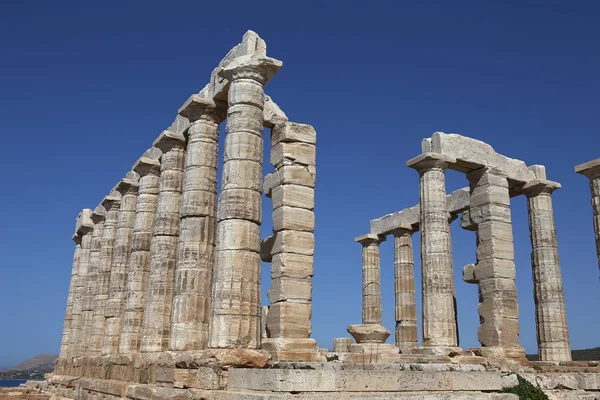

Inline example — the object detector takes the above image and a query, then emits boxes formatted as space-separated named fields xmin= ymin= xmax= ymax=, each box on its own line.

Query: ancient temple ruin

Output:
xmin=42 ymin=32 xmax=600 ymax=400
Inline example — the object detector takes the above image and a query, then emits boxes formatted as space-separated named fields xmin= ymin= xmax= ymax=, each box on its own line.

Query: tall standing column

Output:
xmin=140 ymin=131 xmax=186 ymax=352
xmin=169 ymin=96 xmax=224 ymax=351
xmin=407 ymin=153 xmax=458 ymax=348
xmin=391 ymin=227 xmax=418 ymax=351
xmin=79 ymin=205 xmax=106 ymax=356
xmin=59 ymin=234 xmax=82 ymax=358
xmin=209 ymin=55 xmax=282 ymax=349
xmin=68 ymin=209 xmax=94 ymax=358
xmin=356 ymin=234 xmax=385 ymax=325
xmin=466 ymin=167 xmax=522 ymax=356
xmin=89 ymin=193 xmax=122 ymax=355
xmin=102 ymin=173 xmax=140 ymax=354
xmin=119 ymin=150 xmax=162 ymax=354
xmin=575 ymin=158 xmax=600 ymax=272
xmin=523 ymin=179 xmax=571 ymax=361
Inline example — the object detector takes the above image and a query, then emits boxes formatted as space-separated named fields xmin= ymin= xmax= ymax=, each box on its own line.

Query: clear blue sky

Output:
xmin=0 ymin=1 xmax=598 ymax=369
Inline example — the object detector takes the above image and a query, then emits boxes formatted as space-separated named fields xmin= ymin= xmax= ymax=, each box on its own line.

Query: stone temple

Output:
xmin=36 ymin=31 xmax=600 ymax=399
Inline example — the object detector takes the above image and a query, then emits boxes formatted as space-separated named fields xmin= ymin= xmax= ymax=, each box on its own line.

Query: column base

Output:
xmin=261 ymin=338 xmax=324 ymax=362
xmin=347 ymin=323 xmax=390 ymax=344
xmin=348 ymin=343 xmax=400 ymax=354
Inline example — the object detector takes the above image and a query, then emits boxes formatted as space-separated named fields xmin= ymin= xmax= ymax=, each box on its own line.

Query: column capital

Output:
xmin=390 ymin=226 xmax=413 ymax=237
xmin=133 ymin=156 xmax=161 ymax=177
xmin=178 ymin=94 xmax=226 ymax=123
xmin=522 ymin=179 xmax=561 ymax=197
xmin=219 ymin=55 xmax=283 ymax=84
xmin=575 ymin=158 xmax=600 ymax=180
xmin=406 ymin=153 xmax=456 ymax=172
xmin=115 ymin=173 xmax=140 ymax=195
xmin=355 ymin=233 xmax=386 ymax=246
xmin=466 ymin=166 xmax=508 ymax=181
xmin=101 ymin=193 xmax=121 ymax=210
xmin=91 ymin=205 xmax=106 ymax=224
xmin=152 ymin=130 xmax=186 ymax=153
xmin=72 ymin=233 xmax=82 ymax=245
xmin=75 ymin=209 xmax=94 ymax=236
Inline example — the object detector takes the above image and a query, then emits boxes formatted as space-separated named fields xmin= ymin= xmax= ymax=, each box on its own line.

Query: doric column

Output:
xmin=209 ymin=55 xmax=282 ymax=349
xmin=119 ymin=150 xmax=162 ymax=354
xmin=391 ymin=227 xmax=418 ymax=352
xmin=140 ymin=130 xmax=186 ymax=352
xmin=169 ymin=96 xmax=224 ymax=351
xmin=523 ymin=178 xmax=571 ymax=361
xmin=262 ymin=122 xmax=318 ymax=358
xmin=68 ymin=209 xmax=94 ymax=357
xmin=89 ymin=192 xmax=122 ymax=355
xmin=79 ymin=205 xmax=106 ymax=356
xmin=407 ymin=153 xmax=458 ymax=348
xmin=333 ymin=338 xmax=353 ymax=353
xmin=465 ymin=167 xmax=522 ymax=356
xmin=355 ymin=234 xmax=385 ymax=325
xmin=575 ymin=158 xmax=600 ymax=272
xmin=102 ymin=172 xmax=140 ymax=354
xmin=59 ymin=234 xmax=82 ymax=358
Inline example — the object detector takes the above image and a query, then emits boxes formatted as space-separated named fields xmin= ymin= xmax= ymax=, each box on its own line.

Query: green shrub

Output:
xmin=502 ymin=374 xmax=548 ymax=400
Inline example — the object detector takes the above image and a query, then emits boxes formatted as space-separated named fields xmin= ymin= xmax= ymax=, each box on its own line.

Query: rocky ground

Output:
xmin=0 ymin=388 xmax=49 ymax=400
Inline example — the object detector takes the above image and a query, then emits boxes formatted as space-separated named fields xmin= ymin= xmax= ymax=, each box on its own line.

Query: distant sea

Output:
xmin=0 ymin=380 xmax=27 ymax=387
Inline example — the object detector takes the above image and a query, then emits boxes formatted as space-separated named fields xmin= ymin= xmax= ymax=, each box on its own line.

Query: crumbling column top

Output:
xmin=74 ymin=208 xmax=94 ymax=236
xmin=152 ymin=130 xmax=186 ymax=152
xmin=178 ymin=94 xmax=226 ymax=123
xmin=355 ymin=234 xmax=386 ymax=246
xmin=575 ymin=158 xmax=600 ymax=179
xmin=522 ymin=179 xmax=561 ymax=197
xmin=100 ymin=193 xmax=121 ymax=209
xmin=91 ymin=205 xmax=106 ymax=223
xmin=218 ymin=54 xmax=283 ymax=83
xmin=406 ymin=152 xmax=456 ymax=171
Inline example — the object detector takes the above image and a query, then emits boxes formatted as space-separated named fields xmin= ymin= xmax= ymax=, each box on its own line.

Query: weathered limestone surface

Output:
xmin=141 ymin=130 xmax=186 ymax=352
xmin=407 ymin=153 xmax=458 ymax=347
xmin=79 ymin=205 xmax=106 ymax=356
xmin=575 ymin=158 xmax=600 ymax=272
xmin=119 ymin=149 xmax=162 ymax=354
xmin=90 ymin=193 xmax=121 ymax=355
xmin=355 ymin=234 xmax=385 ymax=325
xmin=392 ymin=228 xmax=418 ymax=352
xmin=370 ymin=188 xmax=470 ymax=236
xmin=209 ymin=55 xmax=281 ymax=349
xmin=523 ymin=178 xmax=571 ymax=362
xmin=333 ymin=338 xmax=353 ymax=352
xmin=422 ymin=132 xmax=535 ymax=183
xmin=103 ymin=173 xmax=140 ymax=355
xmin=263 ymin=121 xmax=317 ymax=359
xmin=59 ymin=230 xmax=84 ymax=356
xmin=170 ymin=96 xmax=224 ymax=351
xmin=465 ymin=168 xmax=522 ymax=355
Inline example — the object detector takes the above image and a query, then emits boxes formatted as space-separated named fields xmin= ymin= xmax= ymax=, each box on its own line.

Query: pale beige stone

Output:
xmin=333 ymin=338 xmax=353 ymax=353
xmin=271 ymin=230 xmax=314 ymax=255
xmin=272 ymin=185 xmax=314 ymax=210
xmin=270 ymin=142 xmax=316 ymax=167
xmin=271 ymin=122 xmax=316 ymax=145
xmin=347 ymin=323 xmax=391 ymax=344
xmin=355 ymin=234 xmax=385 ymax=325
xmin=272 ymin=206 xmax=314 ymax=232
xmin=392 ymin=228 xmax=418 ymax=351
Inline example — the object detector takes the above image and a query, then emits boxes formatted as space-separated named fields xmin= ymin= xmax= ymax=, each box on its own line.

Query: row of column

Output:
xmin=352 ymin=154 xmax=571 ymax=361
xmin=59 ymin=55 xmax=289 ymax=360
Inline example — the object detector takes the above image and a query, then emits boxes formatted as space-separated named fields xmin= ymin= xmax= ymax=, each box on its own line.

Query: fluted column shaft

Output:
xmin=79 ymin=207 xmax=106 ymax=356
xmin=89 ymin=195 xmax=121 ymax=355
xmin=59 ymin=236 xmax=82 ymax=357
xmin=103 ymin=176 xmax=140 ymax=354
xmin=357 ymin=235 xmax=384 ymax=325
xmin=467 ymin=168 xmax=521 ymax=351
xmin=524 ymin=180 xmax=571 ymax=361
xmin=209 ymin=59 xmax=277 ymax=349
xmin=392 ymin=228 xmax=418 ymax=351
xmin=119 ymin=156 xmax=161 ymax=354
xmin=576 ymin=160 xmax=600 ymax=272
xmin=408 ymin=154 xmax=457 ymax=347
xmin=69 ymin=223 xmax=93 ymax=357
xmin=170 ymin=99 xmax=223 ymax=351
xmin=140 ymin=131 xmax=186 ymax=352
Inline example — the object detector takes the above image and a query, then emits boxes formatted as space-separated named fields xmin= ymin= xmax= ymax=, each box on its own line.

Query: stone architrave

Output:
xmin=355 ymin=234 xmax=385 ymax=325
xmin=68 ymin=209 xmax=94 ymax=357
xmin=263 ymin=122 xmax=318 ymax=358
xmin=575 ymin=158 xmax=600 ymax=272
xmin=523 ymin=178 xmax=571 ymax=361
xmin=119 ymin=150 xmax=162 ymax=354
xmin=59 ymin=234 xmax=82 ymax=357
xmin=102 ymin=172 xmax=140 ymax=355
xmin=89 ymin=192 xmax=122 ymax=355
xmin=79 ymin=205 xmax=106 ymax=356
xmin=407 ymin=153 xmax=458 ymax=348
xmin=465 ymin=167 xmax=523 ymax=357
xmin=209 ymin=55 xmax=282 ymax=349
xmin=140 ymin=130 xmax=186 ymax=353
xmin=169 ymin=96 xmax=225 ymax=351
xmin=391 ymin=227 xmax=418 ymax=352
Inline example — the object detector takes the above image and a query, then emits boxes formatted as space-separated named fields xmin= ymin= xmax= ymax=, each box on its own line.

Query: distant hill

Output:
xmin=527 ymin=347 xmax=600 ymax=361
xmin=0 ymin=354 xmax=58 ymax=380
